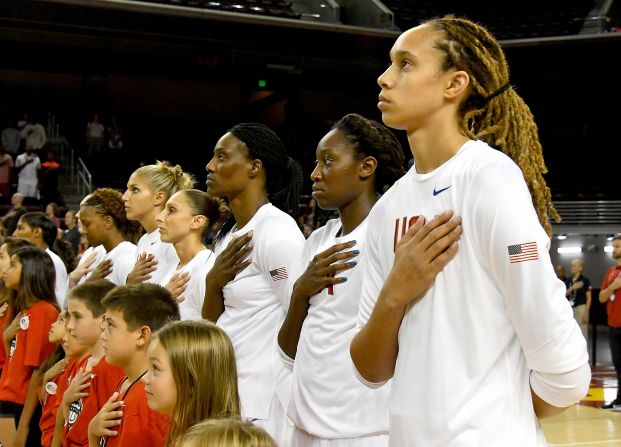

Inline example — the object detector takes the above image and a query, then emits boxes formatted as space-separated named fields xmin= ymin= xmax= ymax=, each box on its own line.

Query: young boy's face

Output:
xmin=102 ymin=308 xmax=141 ymax=367
xmin=63 ymin=325 xmax=89 ymax=359
xmin=67 ymin=298 xmax=104 ymax=347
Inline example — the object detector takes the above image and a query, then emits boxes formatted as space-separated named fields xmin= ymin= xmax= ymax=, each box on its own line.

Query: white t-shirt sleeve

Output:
xmin=256 ymin=219 xmax=305 ymax=313
xmin=184 ymin=253 xmax=216 ymax=321
xmin=108 ymin=250 xmax=136 ymax=286
xmin=472 ymin=161 xmax=588 ymax=374
xmin=356 ymin=204 xmax=390 ymax=328
xmin=34 ymin=157 xmax=41 ymax=170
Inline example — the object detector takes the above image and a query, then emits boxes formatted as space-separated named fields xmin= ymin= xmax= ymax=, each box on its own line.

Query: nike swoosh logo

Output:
xmin=433 ymin=186 xmax=452 ymax=196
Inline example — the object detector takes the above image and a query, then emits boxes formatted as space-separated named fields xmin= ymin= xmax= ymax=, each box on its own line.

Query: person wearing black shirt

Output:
xmin=566 ymin=259 xmax=591 ymax=340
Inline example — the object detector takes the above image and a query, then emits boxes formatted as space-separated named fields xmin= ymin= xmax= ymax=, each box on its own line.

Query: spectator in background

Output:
xmin=566 ymin=259 xmax=591 ymax=340
xmin=20 ymin=115 xmax=47 ymax=150
xmin=0 ymin=192 xmax=26 ymax=235
xmin=556 ymin=264 xmax=571 ymax=289
xmin=1 ymin=126 xmax=20 ymax=154
xmin=15 ymin=145 xmax=41 ymax=198
xmin=86 ymin=113 xmax=105 ymax=157
xmin=16 ymin=112 xmax=29 ymax=153
xmin=40 ymin=150 xmax=62 ymax=206
xmin=46 ymin=202 xmax=61 ymax=228
xmin=107 ymin=117 xmax=123 ymax=150
xmin=0 ymin=145 xmax=13 ymax=198
xmin=600 ymin=236 xmax=621 ymax=410
xmin=17 ymin=112 xmax=29 ymax=131
xmin=62 ymin=209 xmax=80 ymax=256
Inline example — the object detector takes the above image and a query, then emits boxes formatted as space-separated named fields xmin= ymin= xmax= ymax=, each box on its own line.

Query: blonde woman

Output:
xmin=144 ymin=320 xmax=240 ymax=447
xmin=122 ymin=161 xmax=195 ymax=285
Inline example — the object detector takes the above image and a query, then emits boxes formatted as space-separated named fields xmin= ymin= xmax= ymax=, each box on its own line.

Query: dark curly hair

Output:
xmin=80 ymin=188 xmax=142 ymax=243
xmin=332 ymin=113 xmax=406 ymax=193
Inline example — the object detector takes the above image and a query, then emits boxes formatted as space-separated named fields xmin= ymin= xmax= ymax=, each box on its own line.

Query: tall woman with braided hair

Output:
xmin=350 ymin=16 xmax=590 ymax=446
xmin=202 ymin=123 xmax=304 ymax=445
xmin=278 ymin=114 xmax=405 ymax=447
xmin=76 ymin=188 xmax=141 ymax=285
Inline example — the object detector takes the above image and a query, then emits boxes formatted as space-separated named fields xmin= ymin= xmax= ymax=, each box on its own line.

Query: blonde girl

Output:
xmin=178 ymin=419 xmax=276 ymax=447
xmin=144 ymin=319 xmax=240 ymax=447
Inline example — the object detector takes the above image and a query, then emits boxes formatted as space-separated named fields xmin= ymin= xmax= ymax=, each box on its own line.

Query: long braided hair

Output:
xmin=215 ymin=123 xmax=303 ymax=246
xmin=425 ymin=15 xmax=560 ymax=235
xmin=332 ymin=113 xmax=406 ymax=194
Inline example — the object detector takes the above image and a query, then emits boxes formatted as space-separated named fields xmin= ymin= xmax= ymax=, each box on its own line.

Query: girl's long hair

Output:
xmin=12 ymin=246 xmax=58 ymax=312
xmin=155 ymin=320 xmax=240 ymax=446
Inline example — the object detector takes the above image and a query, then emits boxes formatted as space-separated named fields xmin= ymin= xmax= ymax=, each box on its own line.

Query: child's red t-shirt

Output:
xmin=0 ymin=305 xmax=12 ymax=370
xmin=0 ymin=301 xmax=59 ymax=404
xmin=63 ymin=357 xmax=125 ymax=447
xmin=40 ymin=355 xmax=89 ymax=447
xmin=99 ymin=377 xmax=170 ymax=447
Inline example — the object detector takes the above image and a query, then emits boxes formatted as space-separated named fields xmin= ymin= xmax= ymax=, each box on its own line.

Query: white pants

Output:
xmin=291 ymin=427 xmax=389 ymax=447
xmin=17 ymin=180 xmax=38 ymax=198
xmin=252 ymin=394 xmax=293 ymax=447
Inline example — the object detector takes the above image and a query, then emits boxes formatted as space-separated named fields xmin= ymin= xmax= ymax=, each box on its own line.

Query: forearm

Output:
xmin=17 ymin=370 xmax=43 ymax=433
xmin=51 ymin=407 xmax=65 ymax=447
xmin=278 ymin=289 xmax=310 ymax=359
xmin=88 ymin=435 xmax=100 ymax=447
xmin=202 ymin=281 xmax=225 ymax=322
xmin=351 ymin=288 xmax=408 ymax=384
xmin=531 ymin=390 xmax=565 ymax=419
xmin=599 ymin=285 xmax=615 ymax=303
xmin=530 ymin=362 xmax=591 ymax=419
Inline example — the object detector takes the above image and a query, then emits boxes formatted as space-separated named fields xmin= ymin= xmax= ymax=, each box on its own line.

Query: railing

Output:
xmin=46 ymin=113 xmax=93 ymax=199
xmin=77 ymin=157 xmax=93 ymax=198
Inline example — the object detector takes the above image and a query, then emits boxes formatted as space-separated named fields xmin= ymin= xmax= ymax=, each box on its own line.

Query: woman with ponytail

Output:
xmin=155 ymin=189 xmax=226 ymax=320
xmin=350 ymin=16 xmax=590 ymax=446
xmin=202 ymin=123 xmax=304 ymax=446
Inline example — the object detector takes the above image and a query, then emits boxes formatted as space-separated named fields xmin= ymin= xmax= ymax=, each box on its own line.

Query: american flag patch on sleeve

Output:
xmin=269 ymin=267 xmax=288 ymax=281
xmin=507 ymin=242 xmax=539 ymax=263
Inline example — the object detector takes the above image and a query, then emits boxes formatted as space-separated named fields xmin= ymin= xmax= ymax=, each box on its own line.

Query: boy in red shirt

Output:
xmin=62 ymin=280 xmax=125 ymax=447
xmin=88 ymin=283 xmax=180 ymax=447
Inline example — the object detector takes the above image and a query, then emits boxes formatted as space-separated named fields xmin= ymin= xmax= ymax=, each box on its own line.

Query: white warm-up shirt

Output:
xmin=46 ymin=248 xmax=69 ymax=309
xmin=135 ymin=229 xmax=180 ymax=285
xmin=357 ymin=140 xmax=588 ymax=447
xmin=159 ymin=248 xmax=215 ymax=321
xmin=15 ymin=153 xmax=41 ymax=183
xmin=289 ymin=218 xmax=389 ymax=439
xmin=81 ymin=241 xmax=136 ymax=286
xmin=76 ymin=245 xmax=107 ymax=286
xmin=216 ymin=203 xmax=304 ymax=420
